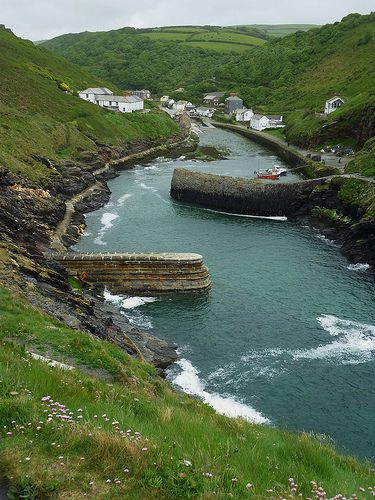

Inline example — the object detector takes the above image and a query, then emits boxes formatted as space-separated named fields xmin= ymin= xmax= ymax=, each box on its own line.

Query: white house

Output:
xmin=267 ymin=115 xmax=284 ymax=128
xmin=235 ymin=108 xmax=254 ymax=122
xmin=194 ymin=107 xmax=214 ymax=118
xmin=250 ymin=114 xmax=284 ymax=131
xmin=324 ymin=96 xmax=345 ymax=115
xmin=91 ymin=94 xmax=144 ymax=113
xmin=173 ymin=100 xmax=193 ymax=111
xmin=117 ymin=95 xmax=144 ymax=113
xmin=79 ymin=87 xmax=113 ymax=103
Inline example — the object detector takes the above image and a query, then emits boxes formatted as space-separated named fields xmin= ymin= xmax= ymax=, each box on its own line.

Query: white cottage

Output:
xmin=92 ymin=94 xmax=144 ymax=113
xmin=324 ymin=96 xmax=345 ymax=115
xmin=173 ymin=100 xmax=193 ymax=111
xmin=250 ymin=114 xmax=284 ymax=131
xmin=235 ymin=108 xmax=254 ymax=122
xmin=250 ymin=114 xmax=270 ymax=131
xmin=79 ymin=87 xmax=113 ymax=103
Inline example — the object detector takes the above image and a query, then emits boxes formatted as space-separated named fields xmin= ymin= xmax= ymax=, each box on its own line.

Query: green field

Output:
xmin=140 ymin=27 xmax=265 ymax=49
xmin=0 ymin=284 xmax=374 ymax=498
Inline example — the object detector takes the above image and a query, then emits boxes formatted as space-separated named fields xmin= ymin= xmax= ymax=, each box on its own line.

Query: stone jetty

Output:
xmin=171 ymin=168 xmax=326 ymax=216
xmin=54 ymin=252 xmax=211 ymax=294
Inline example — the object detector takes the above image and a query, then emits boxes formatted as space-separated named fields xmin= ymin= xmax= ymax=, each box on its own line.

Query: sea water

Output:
xmin=75 ymin=128 xmax=375 ymax=460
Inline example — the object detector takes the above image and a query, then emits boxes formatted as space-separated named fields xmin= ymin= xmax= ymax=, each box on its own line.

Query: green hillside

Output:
xmin=0 ymin=285 xmax=374 ymax=498
xmin=0 ymin=27 xmax=178 ymax=181
xmin=43 ymin=14 xmax=375 ymax=147
xmin=41 ymin=26 xmax=268 ymax=94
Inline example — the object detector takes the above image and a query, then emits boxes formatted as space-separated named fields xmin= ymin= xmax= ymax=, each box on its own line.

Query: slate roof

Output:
xmin=81 ymin=87 xmax=113 ymax=95
xmin=326 ymin=96 xmax=345 ymax=103
xmin=94 ymin=95 xmax=143 ymax=103
xmin=267 ymin=115 xmax=283 ymax=120
xmin=225 ymin=96 xmax=243 ymax=101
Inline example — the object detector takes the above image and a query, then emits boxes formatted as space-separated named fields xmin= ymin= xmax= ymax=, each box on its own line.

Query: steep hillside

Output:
xmin=0 ymin=27 xmax=178 ymax=181
xmin=0 ymin=285 xmax=374 ymax=498
xmin=44 ymin=14 xmax=375 ymax=147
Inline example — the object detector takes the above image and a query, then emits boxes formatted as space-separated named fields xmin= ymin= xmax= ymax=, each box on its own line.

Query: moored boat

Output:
xmin=256 ymin=171 xmax=280 ymax=180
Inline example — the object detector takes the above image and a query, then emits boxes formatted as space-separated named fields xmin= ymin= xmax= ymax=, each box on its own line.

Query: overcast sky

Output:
xmin=3 ymin=0 xmax=374 ymax=41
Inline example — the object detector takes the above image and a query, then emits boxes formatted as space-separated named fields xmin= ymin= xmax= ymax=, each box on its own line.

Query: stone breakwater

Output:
xmin=171 ymin=168 xmax=325 ymax=217
xmin=54 ymin=252 xmax=211 ymax=294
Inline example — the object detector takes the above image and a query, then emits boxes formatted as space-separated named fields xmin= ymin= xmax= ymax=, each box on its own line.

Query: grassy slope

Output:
xmin=0 ymin=285 xmax=374 ymax=499
xmin=0 ymin=28 xmax=178 ymax=181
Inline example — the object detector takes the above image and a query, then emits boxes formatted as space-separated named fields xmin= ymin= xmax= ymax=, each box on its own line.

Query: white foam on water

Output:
xmin=103 ymin=289 xmax=155 ymax=330
xmin=121 ymin=311 xmax=153 ymax=330
xmin=100 ymin=212 xmax=119 ymax=229
xmin=144 ymin=165 xmax=160 ymax=172
xmin=94 ymin=212 xmax=119 ymax=246
xmin=175 ymin=202 xmax=287 ymax=221
xmin=121 ymin=296 xmax=158 ymax=309
xmin=347 ymin=263 xmax=370 ymax=272
xmin=205 ymin=210 xmax=287 ymax=221
xmin=316 ymin=233 xmax=336 ymax=245
xmin=293 ymin=315 xmax=375 ymax=365
xmin=117 ymin=193 xmax=132 ymax=207
xmin=171 ymin=359 xmax=269 ymax=424
xmin=103 ymin=289 xmax=124 ymax=306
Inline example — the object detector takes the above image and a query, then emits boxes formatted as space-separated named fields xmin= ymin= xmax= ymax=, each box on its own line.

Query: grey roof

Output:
xmin=235 ymin=108 xmax=249 ymax=114
xmin=225 ymin=96 xmax=243 ymax=101
xmin=267 ymin=115 xmax=283 ymax=120
xmin=81 ymin=87 xmax=113 ymax=95
xmin=251 ymin=114 xmax=266 ymax=120
xmin=94 ymin=94 xmax=143 ymax=103
xmin=326 ymin=96 xmax=345 ymax=103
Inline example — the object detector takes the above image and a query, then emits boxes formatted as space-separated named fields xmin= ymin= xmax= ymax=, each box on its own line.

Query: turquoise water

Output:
xmin=75 ymin=128 xmax=375 ymax=460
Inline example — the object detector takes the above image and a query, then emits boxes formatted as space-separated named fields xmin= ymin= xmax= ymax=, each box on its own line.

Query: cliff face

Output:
xmin=0 ymin=137 xmax=196 ymax=371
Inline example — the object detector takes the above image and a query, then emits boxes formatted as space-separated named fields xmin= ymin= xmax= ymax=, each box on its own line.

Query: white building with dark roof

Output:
xmin=324 ymin=96 xmax=345 ymax=115
xmin=250 ymin=114 xmax=284 ymax=131
xmin=78 ymin=87 xmax=144 ymax=113
xmin=235 ymin=108 xmax=254 ymax=122
xmin=79 ymin=88 xmax=113 ymax=103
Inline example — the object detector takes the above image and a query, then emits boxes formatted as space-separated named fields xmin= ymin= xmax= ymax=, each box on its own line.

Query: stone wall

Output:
xmin=54 ymin=252 xmax=211 ymax=294
xmin=171 ymin=168 xmax=326 ymax=216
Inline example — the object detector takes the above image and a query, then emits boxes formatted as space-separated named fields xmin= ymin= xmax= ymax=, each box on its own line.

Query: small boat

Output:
xmin=256 ymin=170 xmax=280 ymax=180
xmin=274 ymin=165 xmax=288 ymax=176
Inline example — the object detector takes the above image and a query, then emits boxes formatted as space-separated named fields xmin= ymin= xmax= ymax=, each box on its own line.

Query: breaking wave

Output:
xmin=117 ymin=193 xmax=132 ymax=207
xmin=103 ymin=289 xmax=157 ymax=330
xmin=347 ymin=263 xmax=370 ymax=272
xmin=94 ymin=212 xmax=119 ymax=246
xmin=170 ymin=359 xmax=269 ymax=424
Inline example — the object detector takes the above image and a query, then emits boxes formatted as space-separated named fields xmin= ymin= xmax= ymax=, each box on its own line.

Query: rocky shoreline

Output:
xmin=0 ymin=116 xmax=197 ymax=373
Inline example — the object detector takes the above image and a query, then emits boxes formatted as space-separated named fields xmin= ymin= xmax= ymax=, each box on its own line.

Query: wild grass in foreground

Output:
xmin=0 ymin=286 xmax=374 ymax=498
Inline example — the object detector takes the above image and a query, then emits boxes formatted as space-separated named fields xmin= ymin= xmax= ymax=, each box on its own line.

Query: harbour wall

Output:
xmin=54 ymin=252 xmax=211 ymax=294
xmin=170 ymin=168 xmax=326 ymax=216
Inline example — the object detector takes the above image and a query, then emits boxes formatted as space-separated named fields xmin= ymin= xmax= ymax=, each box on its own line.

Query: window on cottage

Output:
xmin=86 ymin=94 xmax=89 ymax=98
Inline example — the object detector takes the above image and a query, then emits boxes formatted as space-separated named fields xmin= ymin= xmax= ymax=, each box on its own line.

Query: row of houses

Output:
xmin=79 ymin=87 xmax=144 ymax=113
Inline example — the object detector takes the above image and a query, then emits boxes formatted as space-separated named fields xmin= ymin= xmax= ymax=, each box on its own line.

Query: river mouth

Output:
xmin=75 ymin=127 xmax=375 ymax=460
